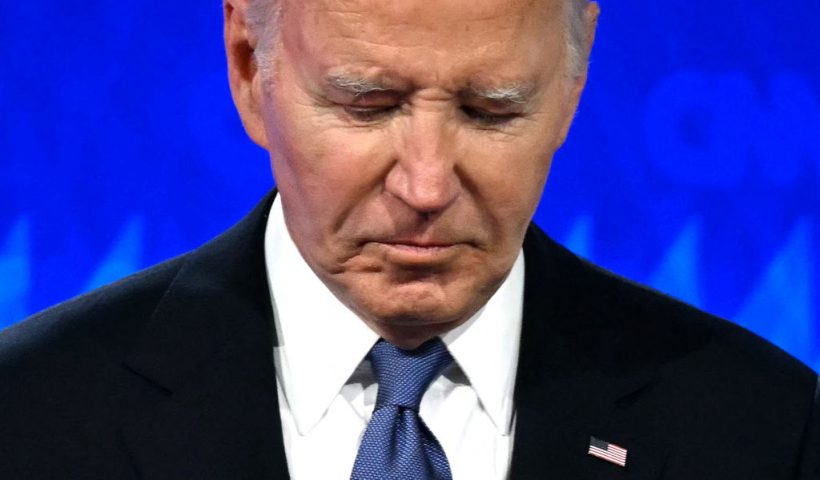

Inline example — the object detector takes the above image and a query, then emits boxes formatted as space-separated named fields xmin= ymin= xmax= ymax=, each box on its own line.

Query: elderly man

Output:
xmin=1 ymin=0 xmax=818 ymax=478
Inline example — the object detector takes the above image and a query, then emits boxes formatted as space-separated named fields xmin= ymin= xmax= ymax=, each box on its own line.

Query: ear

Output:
xmin=224 ymin=0 xmax=269 ymax=148
xmin=556 ymin=1 xmax=600 ymax=149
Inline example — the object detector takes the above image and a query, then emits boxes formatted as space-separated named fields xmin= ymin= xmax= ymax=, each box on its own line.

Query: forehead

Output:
xmin=295 ymin=0 xmax=562 ymax=27
xmin=281 ymin=0 xmax=568 ymax=89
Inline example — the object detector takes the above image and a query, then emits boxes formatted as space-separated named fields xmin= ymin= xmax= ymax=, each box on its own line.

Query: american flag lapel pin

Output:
xmin=588 ymin=436 xmax=628 ymax=468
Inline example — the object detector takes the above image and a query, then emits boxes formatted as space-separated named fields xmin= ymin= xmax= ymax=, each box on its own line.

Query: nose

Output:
xmin=384 ymin=112 xmax=461 ymax=215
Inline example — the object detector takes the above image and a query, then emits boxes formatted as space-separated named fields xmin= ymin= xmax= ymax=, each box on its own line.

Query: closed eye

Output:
xmin=343 ymin=105 xmax=400 ymax=122
xmin=460 ymin=106 xmax=520 ymax=126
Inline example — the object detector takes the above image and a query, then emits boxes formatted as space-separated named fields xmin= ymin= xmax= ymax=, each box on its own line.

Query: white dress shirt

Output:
xmin=265 ymin=197 xmax=524 ymax=479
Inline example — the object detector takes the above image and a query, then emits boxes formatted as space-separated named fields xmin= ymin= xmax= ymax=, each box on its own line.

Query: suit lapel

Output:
xmin=118 ymin=191 xmax=290 ymax=479
xmin=510 ymin=226 xmax=669 ymax=480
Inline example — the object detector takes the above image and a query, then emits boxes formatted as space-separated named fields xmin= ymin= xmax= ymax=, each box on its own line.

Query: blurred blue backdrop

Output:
xmin=0 ymin=2 xmax=817 ymax=370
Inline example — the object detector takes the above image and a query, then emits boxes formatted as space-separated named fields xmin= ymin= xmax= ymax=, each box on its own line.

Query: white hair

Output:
xmin=246 ymin=0 xmax=281 ymax=80
xmin=566 ymin=0 xmax=591 ymax=78
xmin=246 ymin=0 xmax=591 ymax=81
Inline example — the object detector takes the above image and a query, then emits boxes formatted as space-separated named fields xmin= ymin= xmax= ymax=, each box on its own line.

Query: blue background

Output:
xmin=1 ymin=2 xmax=818 ymax=370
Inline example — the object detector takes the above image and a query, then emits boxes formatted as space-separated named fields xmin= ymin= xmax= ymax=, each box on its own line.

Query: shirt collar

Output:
xmin=441 ymin=251 xmax=524 ymax=435
xmin=265 ymin=196 xmax=524 ymax=436
xmin=266 ymin=196 xmax=379 ymax=435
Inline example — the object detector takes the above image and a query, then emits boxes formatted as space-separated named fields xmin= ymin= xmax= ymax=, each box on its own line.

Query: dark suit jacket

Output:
xmin=1 ymin=191 xmax=818 ymax=479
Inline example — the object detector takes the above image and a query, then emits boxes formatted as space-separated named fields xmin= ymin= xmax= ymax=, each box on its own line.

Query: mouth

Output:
xmin=371 ymin=240 xmax=465 ymax=265
xmin=384 ymin=241 xmax=454 ymax=250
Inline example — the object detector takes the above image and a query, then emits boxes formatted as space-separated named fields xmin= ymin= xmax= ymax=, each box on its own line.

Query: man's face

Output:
xmin=229 ymin=0 xmax=595 ymax=348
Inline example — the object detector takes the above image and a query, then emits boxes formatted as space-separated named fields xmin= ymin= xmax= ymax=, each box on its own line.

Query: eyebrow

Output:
xmin=326 ymin=75 xmax=392 ymax=96
xmin=467 ymin=84 xmax=535 ymax=105
xmin=326 ymin=73 xmax=535 ymax=104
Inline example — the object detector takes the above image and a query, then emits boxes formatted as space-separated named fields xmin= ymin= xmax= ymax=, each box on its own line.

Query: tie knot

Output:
xmin=369 ymin=338 xmax=453 ymax=411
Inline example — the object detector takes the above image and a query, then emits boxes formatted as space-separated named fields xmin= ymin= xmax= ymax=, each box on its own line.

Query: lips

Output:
xmin=375 ymin=236 xmax=468 ymax=250
xmin=371 ymin=239 xmax=464 ymax=264
xmin=381 ymin=241 xmax=456 ymax=249
xmin=383 ymin=243 xmax=454 ymax=255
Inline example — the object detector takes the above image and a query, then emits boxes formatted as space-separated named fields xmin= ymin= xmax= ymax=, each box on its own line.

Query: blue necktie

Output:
xmin=351 ymin=338 xmax=454 ymax=480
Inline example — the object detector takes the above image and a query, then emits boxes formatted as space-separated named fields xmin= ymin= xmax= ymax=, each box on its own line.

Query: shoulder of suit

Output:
xmin=525 ymin=224 xmax=817 ymax=398
xmin=0 ymin=252 xmax=187 ymax=379
xmin=0 ymin=192 xmax=274 ymax=404
xmin=587 ymin=254 xmax=814 ymax=379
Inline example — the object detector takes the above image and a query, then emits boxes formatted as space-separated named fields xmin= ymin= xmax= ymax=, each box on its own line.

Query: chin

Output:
xmin=328 ymin=260 xmax=502 ymax=346
xmin=348 ymin=286 xmax=478 ymax=348
xmin=367 ymin=318 xmax=466 ymax=350
xmin=365 ymin=282 xmax=462 ymax=321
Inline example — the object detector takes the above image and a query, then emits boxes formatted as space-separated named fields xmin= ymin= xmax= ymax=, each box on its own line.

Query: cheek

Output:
xmin=265 ymin=100 xmax=397 ymax=242
xmin=267 ymin=79 xmax=394 ymax=184
xmin=459 ymin=132 xmax=554 ymax=233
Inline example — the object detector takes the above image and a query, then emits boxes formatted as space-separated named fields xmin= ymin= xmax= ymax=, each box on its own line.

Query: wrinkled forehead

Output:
xmin=285 ymin=0 xmax=564 ymax=24
xmin=280 ymin=0 xmax=568 ymax=89
xmin=284 ymin=0 xmax=565 ymax=35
